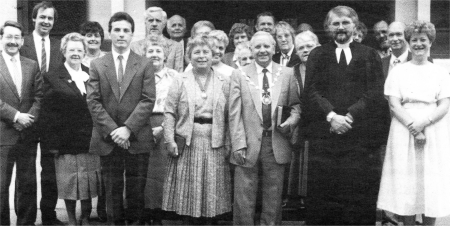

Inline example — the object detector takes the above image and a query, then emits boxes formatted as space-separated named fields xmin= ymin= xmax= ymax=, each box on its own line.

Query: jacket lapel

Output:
xmin=271 ymin=63 xmax=282 ymax=114
xmin=212 ymin=70 xmax=223 ymax=111
xmin=0 ymin=54 xmax=20 ymax=99
xmin=19 ymin=57 xmax=34 ymax=100
xmin=59 ymin=65 xmax=84 ymax=99
xmin=245 ymin=63 xmax=263 ymax=121
xmin=103 ymin=53 xmax=120 ymax=101
xmin=119 ymin=52 xmax=139 ymax=101
xmin=183 ymin=70 xmax=196 ymax=124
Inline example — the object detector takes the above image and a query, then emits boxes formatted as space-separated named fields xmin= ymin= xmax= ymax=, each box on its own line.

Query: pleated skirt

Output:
xmin=55 ymin=153 xmax=101 ymax=200
xmin=162 ymin=123 xmax=231 ymax=218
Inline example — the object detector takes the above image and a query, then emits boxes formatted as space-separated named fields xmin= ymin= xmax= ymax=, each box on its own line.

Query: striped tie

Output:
xmin=41 ymin=38 xmax=47 ymax=73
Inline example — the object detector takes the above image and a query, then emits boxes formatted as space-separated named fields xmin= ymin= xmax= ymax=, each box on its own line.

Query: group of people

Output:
xmin=1 ymin=1 xmax=449 ymax=226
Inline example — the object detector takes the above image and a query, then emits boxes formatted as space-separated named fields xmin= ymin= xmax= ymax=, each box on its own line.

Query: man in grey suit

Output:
xmin=130 ymin=7 xmax=184 ymax=72
xmin=0 ymin=21 xmax=43 ymax=226
xmin=229 ymin=31 xmax=301 ymax=225
xmin=87 ymin=12 xmax=155 ymax=225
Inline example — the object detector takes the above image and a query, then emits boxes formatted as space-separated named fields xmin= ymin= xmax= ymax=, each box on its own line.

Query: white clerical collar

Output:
xmin=255 ymin=61 xmax=273 ymax=74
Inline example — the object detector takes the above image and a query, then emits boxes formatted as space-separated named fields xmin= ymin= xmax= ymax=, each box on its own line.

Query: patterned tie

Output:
xmin=10 ymin=57 xmax=22 ymax=97
xmin=262 ymin=68 xmax=272 ymax=129
xmin=393 ymin=59 xmax=401 ymax=66
xmin=41 ymin=38 xmax=47 ymax=73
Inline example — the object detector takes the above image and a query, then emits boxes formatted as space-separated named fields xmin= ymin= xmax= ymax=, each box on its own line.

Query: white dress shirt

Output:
xmin=281 ymin=47 xmax=294 ymax=66
xmin=389 ymin=50 xmax=409 ymax=72
xmin=111 ymin=49 xmax=131 ymax=79
xmin=255 ymin=62 xmax=273 ymax=96
xmin=33 ymin=30 xmax=50 ymax=72
xmin=2 ymin=51 xmax=23 ymax=122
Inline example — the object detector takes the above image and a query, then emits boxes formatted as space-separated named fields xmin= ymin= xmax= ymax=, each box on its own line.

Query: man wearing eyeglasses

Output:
xmin=303 ymin=5 xmax=384 ymax=225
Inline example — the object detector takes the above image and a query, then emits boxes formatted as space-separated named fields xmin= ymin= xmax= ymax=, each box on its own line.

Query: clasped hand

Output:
xmin=14 ymin=113 xmax=35 ymax=131
xmin=330 ymin=114 xmax=352 ymax=134
xmin=233 ymin=148 xmax=246 ymax=165
xmin=111 ymin=126 xmax=131 ymax=149
xmin=408 ymin=118 xmax=428 ymax=136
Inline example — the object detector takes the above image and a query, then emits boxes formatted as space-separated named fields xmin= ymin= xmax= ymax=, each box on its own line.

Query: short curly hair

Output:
xmin=185 ymin=36 xmax=214 ymax=61
xmin=79 ymin=21 xmax=104 ymax=43
xmin=404 ymin=20 xmax=436 ymax=43
xmin=208 ymin=30 xmax=229 ymax=48
xmin=228 ymin=23 xmax=252 ymax=48
xmin=60 ymin=32 xmax=86 ymax=55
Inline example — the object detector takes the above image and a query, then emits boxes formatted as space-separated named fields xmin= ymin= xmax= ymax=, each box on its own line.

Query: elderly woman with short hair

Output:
xmin=378 ymin=20 xmax=450 ymax=226
xmin=223 ymin=23 xmax=253 ymax=68
xmin=143 ymin=40 xmax=179 ymax=225
xmin=234 ymin=42 xmax=253 ymax=68
xmin=40 ymin=32 xmax=101 ymax=226
xmin=162 ymin=36 xmax=231 ymax=224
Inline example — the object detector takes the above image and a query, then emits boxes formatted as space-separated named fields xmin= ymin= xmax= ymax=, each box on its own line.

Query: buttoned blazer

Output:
xmin=229 ymin=62 xmax=301 ymax=167
xmin=39 ymin=64 xmax=92 ymax=154
xmin=272 ymin=49 xmax=301 ymax=68
xmin=303 ymin=41 xmax=384 ymax=139
xmin=222 ymin=52 xmax=238 ymax=69
xmin=19 ymin=35 xmax=64 ymax=74
xmin=131 ymin=36 xmax=184 ymax=73
xmin=163 ymin=69 xmax=230 ymax=149
xmin=0 ymin=53 xmax=43 ymax=145
xmin=86 ymin=51 xmax=156 ymax=155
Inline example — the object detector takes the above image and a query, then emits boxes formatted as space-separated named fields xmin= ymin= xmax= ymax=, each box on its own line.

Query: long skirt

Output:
xmin=162 ymin=123 xmax=231 ymax=218
xmin=55 ymin=153 xmax=101 ymax=200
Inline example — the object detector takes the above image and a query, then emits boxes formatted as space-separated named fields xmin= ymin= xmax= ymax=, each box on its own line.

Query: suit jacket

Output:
xmin=0 ymin=54 xmax=43 ymax=145
xmin=39 ymin=64 xmax=93 ymax=154
xmin=86 ymin=51 xmax=156 ymax=155
xmin=222 ymin=52 xmax=238 ymax=69
xmin=229 ymin=62 xmax=301 ymax=167
xmin=19 ymin=35 xmax=64 ymax=74
xmin=131 ymin=36 xmax=184 ymax=73
xmin=381 ymin=52 xmax=433 ymax=80
xmin=272 ymin=49 xmax=301 ymax=68
xmin=304 ymin=41 xmax=384 ymax=141
xmin=164 ymin=69 xmax=230 ymax=149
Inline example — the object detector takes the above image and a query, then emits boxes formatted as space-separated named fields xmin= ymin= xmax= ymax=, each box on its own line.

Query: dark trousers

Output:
xmin=305 ymin=137 xmax=381 ymax=225
xmin=233 ymin=136 xmax=286 ymax=225
xmin=0 ymin=141 xmax=37 ymax=225
xmin=101 ymin=147 xmax=149 ymax=225
xmin=39 ymin=148 xmax=58 ymax=223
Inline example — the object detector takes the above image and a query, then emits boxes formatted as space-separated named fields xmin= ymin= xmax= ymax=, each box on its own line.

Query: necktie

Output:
xmin=339 ymin=49 xmax=347 ymax=68
xmin=393 ymin=59 xmax=401 ymax=66
xmin=10 ymin=57 xmax=22 ymax=97
xmin=41 ymin=38 xmax=47 ymax=73
xmin=262 ymin=68 xmax=272 ymax=129
xmin=118 ymin=55 xmax=124 ymax=83
xmin=282 ymin=54 xmax=289 ymax=66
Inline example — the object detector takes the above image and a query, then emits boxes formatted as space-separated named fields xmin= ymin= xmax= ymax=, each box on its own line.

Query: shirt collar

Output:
xmin=335 ymin=38 xmax=353 ymax=49
xmin=112 ymin=48 xmax=131 ymax=63
xmin=282 ymin=47 xmax=294 ymax=57
xmin=33 ymin=30 xmax=49 ymax=41
xmin=390 ymin=50 xmax=409 ymax=65
xmin=2 ymin=51 xmax=20 ymax=62
xmin=255 ymin=61 xmax=273 ymax=74
xmin=155 ymin=66 xmax=168 ymax=78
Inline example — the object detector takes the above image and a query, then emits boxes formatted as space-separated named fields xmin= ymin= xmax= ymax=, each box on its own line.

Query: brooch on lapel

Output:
xmin=67 ymin=79 xmax=73 ymax=83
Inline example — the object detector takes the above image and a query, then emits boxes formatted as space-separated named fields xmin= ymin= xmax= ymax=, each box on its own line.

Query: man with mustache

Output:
xmin=19 ymin=1 xmax=64 ymax=225
xmin=0 ymin=20 xmax=43 ymax=226
xmin=373 ymin=20 xmax=391 ymax=58
xmin=272 ymin=21 xmax=300 ymax=68
xmin=131 ymin=7 xmax=184 ymax=72
xmin=303 ymin=6 xmax=384 ymax=224
xmin=229 ymin=31 xmax=301 ymax=225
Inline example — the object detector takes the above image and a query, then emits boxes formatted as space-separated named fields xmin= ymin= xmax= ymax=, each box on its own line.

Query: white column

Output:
xmin=125 ymin=0 xmax=146 ymax=41
xmin=395 ymin=0 xmax=417 ymax=23
xmin=87 ymin=0 xmax=112 ymax=38
xmin=417 ymin=0 xmax=431 ymax=21
xmin=111 ymin=0 xmax=125 ymax=14
xmin=0 ymin=0 xmax=18 ymax=22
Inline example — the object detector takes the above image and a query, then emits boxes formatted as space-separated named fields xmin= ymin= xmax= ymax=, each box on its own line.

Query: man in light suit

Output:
xmin=303 ymin=6 xmax=384 ymax=224
xmin=273 ymin=21 xmax=300 ymax=68
xmin=18 ymin=2 xmax=64 ymax=224
xmin=229 ymin=31 xmax=301 ymax=225
xmin=0 ymin=21 xmax=43 ymax=226
xmin=131 ymin=7 xmax=184 ymax=72
xmin=87 ymin=12 xmax=155 ymax=225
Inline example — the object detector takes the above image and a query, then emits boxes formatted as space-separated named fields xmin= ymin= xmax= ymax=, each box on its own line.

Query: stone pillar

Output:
xmin=1 ymin=0 xmax=18 ymax=23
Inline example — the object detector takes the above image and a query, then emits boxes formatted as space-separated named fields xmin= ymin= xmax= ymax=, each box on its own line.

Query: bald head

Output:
xmin=387 ymin=21 xmax=408 ymax=56
xmin=167 ymin=15 xmax=186 ymax=41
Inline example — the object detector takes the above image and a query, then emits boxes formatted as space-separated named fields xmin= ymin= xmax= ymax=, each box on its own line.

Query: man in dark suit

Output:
xmin=382 ymin=22 xmax=410 ymax=79
xmin=0 ymin=21 xmax=43 ymax=226
xmin=229 ymin=31 xmax=301 ymax=225
xmin=18 ymin=2 xmax=64 ymax=224
xmin=87 ymin=12 xmax=155 ymax=225
xmin=303 ymin=6 xmax=384 ymax=224
xmin=273 ymin=21 xmax=300 ymax=68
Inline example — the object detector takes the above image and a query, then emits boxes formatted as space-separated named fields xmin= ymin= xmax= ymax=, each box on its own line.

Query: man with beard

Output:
xmin=229 ymin=31 xmax=301 ymax=225
xmin=0 ymin=20 xmax=43 ymax=226
xmin=131 ymin=7 xmax=184 ymax=72
xmin=19 ymin=2 xmax=64 ymax=225
xmin=255 ymin=12 xmax=276 ymax=36
xmin=273 ymin=21 xmax=300 ymax=67
xmin=303 ymin=5 xmax=384 ymax=224
xmin=373 ymin=20 xmax=391 ymax=58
